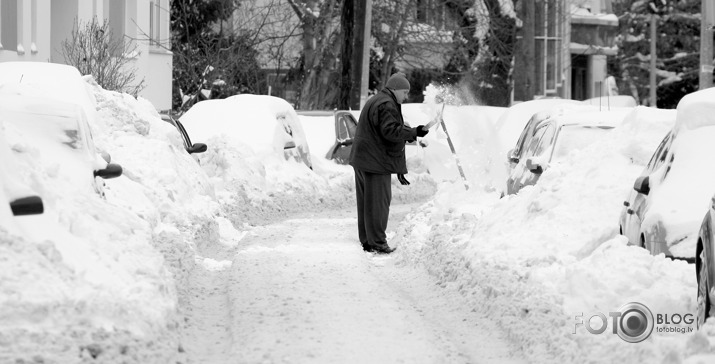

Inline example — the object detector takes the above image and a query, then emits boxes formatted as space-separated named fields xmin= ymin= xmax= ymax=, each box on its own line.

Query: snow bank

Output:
xmin=393 ymin=102 xmax=715 ymax=363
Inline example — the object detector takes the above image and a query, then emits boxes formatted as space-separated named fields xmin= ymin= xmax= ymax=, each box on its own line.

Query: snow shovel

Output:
xmin=427 ymin=104 xmax=469 ymax=190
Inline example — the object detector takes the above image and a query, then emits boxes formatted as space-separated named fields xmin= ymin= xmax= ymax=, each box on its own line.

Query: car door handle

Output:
xmin=627 ymin=208 xmax=634 ymax=215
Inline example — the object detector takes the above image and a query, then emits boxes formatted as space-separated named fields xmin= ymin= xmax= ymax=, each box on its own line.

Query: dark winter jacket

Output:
xmin=349 ymin=89 xmax=418 ymax=174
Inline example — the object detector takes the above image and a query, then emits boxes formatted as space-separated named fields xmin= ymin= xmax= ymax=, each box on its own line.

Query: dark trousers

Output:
xmin=353 ymin=167 xmax=392 ymax=246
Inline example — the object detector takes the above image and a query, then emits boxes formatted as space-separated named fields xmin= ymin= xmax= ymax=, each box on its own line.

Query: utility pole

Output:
xmin=700 ymin=0 xmax=714 ymax=89
xmin=359 ymin=0 xmax=372 ymax=109
xmin=649 ymin=14 xmax=657 ymax=107
xmin=350 ymin=0 xmax=366 ymax=110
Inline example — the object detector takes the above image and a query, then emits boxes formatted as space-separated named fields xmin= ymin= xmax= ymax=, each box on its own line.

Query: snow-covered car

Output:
xmin=160 ymin=112 xmax=207 ymax=154
xmin=180 ymin=95 xmax=313 ymax=169
xmin=495 ymin=98 xmax=583 ymax=157
xmin=297 ymin=110 xmax=359 ymax=164
xmin=505 ymin=103 xmax=595 ymax=169
xmin=0 ymin=94 xmax=123 ymax=199
xmin=506 ymin=108 xmax=629 ymax=195
xmin=696 ymin=192 xmax=715 ymax=328
xmin=0 ymin=123 xmax=44 ymax=217
xmin=619 ymin=88 xmax=715 ymax=261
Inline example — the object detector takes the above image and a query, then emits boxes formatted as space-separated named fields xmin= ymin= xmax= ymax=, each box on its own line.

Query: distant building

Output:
xmin=0 ymin=0 xmax=172 ymax=111
xmin=513 ymin=0 xmax=619 ymax=102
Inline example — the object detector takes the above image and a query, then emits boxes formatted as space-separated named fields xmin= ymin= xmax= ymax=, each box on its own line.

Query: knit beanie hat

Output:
xmin=386 ymin=72 xmax=410 ymax=91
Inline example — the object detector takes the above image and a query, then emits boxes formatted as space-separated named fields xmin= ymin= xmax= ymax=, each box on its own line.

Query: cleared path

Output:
xmin=183 ymin=204 xmax=525 ymax=364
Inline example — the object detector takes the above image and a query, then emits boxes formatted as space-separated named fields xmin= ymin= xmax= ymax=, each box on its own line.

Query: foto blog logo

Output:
xmin=573 ymin=302 xmax=654 ymax=343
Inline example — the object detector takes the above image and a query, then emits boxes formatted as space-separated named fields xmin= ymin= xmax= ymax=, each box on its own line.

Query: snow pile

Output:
xmin=0 ymin=89 xmax=183 ymax=362
xmin=402 ymin=97 xmax=507 ymax=190
xmin=392 ymin=102 xmax=715 ymax=363
xmin=1 ymin=72 xmax=435 ymax=363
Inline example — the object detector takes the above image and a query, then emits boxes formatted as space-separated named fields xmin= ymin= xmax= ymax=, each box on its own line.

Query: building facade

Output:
xmin=513 ymin=0 xmax=619 ymax=102
xmin=0 ymin=0 xmax=172 ymax=110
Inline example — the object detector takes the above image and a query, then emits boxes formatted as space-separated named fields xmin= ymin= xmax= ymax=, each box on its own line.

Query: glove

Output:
xmin=397 ymin=174 xmax=410 ymax=185
xmin=416 ymin=125 xmax=429 ymax=137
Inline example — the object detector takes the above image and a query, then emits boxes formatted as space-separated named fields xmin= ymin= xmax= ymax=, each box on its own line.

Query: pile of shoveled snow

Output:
xmin=392 ymin=105 xmax=715 ymax=363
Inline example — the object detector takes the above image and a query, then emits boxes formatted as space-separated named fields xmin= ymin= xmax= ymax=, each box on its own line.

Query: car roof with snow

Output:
xmin=545 ymin=107 xmax=633 ymax=128
xmin=180 ymin=94 xmax=310 ymax=156
xmin=0 ymin=62 xmax=98 ymax=127
xmin=674 ymin=87 xmax=715 ymax=132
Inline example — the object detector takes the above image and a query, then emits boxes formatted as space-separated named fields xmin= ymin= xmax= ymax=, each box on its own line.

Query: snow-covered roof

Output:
xmin=570 ymin=3 xmax=618 ymax=26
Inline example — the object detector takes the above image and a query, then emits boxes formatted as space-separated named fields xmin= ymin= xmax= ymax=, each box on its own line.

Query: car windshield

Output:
xmin=551 ymin=125 xmax=613 ymax=161
xmin=0 ymin=106 xmax=84 ymax=150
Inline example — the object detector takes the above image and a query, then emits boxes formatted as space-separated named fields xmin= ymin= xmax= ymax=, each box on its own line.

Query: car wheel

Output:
xmin=697 ymin=244 xmax=711 ymax=329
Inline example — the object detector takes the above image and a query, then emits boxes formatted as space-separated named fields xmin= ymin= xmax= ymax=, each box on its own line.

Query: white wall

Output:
xmin=1 ymin=0 xmax=172 ymax=111
xmin=129 ymin=0 xmax=172 ymax=110
xmin=1 ymin=0 xmax=53 ymax=62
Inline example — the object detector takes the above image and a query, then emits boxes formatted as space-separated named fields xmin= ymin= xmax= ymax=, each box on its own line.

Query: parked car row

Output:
xmin=501 ymin=90 xmax=715 ymax=328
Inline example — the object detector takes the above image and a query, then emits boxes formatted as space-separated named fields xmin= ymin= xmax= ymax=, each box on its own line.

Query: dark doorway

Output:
xmin=571 ymin=55 xmax=588 ymax=101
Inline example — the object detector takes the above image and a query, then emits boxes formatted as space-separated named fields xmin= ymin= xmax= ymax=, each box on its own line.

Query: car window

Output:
xmin=337 ymin=114 xmax=357 ymax=139
xmin=513 ymin=125 xmax=530 ymax=157
xmin=524 ymin=122 xmax=550 ymax=157
xmin=1 ymin=108 xmax=84 ymax=151
xmin=662 ymin=153 xmax=675 ymax=180
xmin=646 ymin=132 xmax=672 ymax=172
xmin=551 ymin=125 xmax=613 ymax=161
xmin=534 ymin=123 xmax=557 ymax=157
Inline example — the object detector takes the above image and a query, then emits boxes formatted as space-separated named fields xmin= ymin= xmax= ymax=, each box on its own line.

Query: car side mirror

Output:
xmin=507 ymin=149 xmax=519 ymax=164
xmin=187 ymin=143 xmax=207 ymax=154
xmin=526 ymin=158 xmax=543 ymax=174
xmin=10 ymin=195 xmax=44 ymax=216
xmin=633 ymin=176 xmax=650 ymax=195
xmin=94 ymin=163 xmax=123 ymax=179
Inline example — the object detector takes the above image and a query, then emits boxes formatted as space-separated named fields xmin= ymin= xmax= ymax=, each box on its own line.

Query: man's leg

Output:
xmin=353 ymin=167 xmax=368 ymax=249
xmin=363 ymin=171 xmax=393 ymax=252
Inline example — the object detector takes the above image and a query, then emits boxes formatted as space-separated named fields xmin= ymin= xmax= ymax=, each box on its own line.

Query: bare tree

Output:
xmin=61 ymin=17 xmax=144 ymax=96
xmin=169 ymin=0 xmax=262 ymax=112
xmin=286 ymin=0 xmax=342 ymax=109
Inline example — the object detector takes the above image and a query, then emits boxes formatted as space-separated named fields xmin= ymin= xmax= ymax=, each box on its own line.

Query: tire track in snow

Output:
xmin=216 ymin=204 xmax=526 ymax=363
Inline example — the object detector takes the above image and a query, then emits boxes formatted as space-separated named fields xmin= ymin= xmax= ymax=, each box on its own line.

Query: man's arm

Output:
xmin=376 ymin=104 xmax=418 ymax=142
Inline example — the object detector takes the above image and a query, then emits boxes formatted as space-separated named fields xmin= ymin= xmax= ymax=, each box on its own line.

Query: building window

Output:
xmin=1 ymin=0 xmax=18 ymax=51
xmin=150 ymin=0 xmax=161 ymax=47
xmin=534 ymin=0 xmax=562 ymax=96
xmin=415 ymin=0 xmax=446 ymax=30
xmin=105 ymin=0 xmax=125 ymax=54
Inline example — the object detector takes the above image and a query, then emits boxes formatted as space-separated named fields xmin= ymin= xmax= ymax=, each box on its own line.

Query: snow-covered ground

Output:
xmin=2 ymin=71 xmax=715 ymax=364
